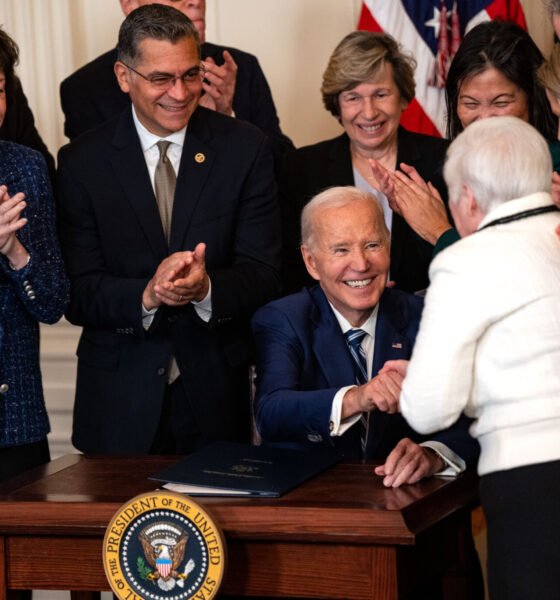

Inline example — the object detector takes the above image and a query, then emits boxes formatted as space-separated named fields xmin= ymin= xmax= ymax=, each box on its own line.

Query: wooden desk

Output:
xmin=0 ymin=455 xmax=478 ymax=599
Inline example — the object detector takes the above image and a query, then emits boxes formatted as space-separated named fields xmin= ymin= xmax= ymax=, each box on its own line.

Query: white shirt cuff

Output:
xmin=192 ymin=279 xmax=212 ymax=322
xmin=421 ymin=441 xmax=466 ymax=477
xmin=141 ymin=304 xmax=158 ymax=330
xmin=329 ymin=385 xmax=361 ymax=436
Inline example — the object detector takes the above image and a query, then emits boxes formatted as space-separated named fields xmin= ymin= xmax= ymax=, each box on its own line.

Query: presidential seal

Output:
xmin=103 ymin=491 xmax=226 ymax=600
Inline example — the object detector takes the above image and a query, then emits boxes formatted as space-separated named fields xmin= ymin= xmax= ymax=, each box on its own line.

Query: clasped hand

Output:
xmin=369 ymin=159 xmax=452 ymax=245
xmin=341 ymin=366 xmax=405 ymax=420
xmin=143 ymin=242 xmax=209 ymax=310
xmin=0 ymin=185 xmax=29 ymax=266
xmin=199 ymin=50 xmax=237 ymax=116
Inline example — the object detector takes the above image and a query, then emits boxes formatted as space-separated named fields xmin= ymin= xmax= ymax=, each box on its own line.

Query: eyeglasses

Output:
xmin=120 ymin=61 xmax=205 ymax=89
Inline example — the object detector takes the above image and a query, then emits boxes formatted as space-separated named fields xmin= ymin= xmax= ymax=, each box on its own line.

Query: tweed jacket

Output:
xmin=0 ymin=142 xmax=69 ymax=448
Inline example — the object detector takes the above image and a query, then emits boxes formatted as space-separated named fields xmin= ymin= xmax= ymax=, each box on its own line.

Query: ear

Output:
xmin=114 ymin=62 xmax=131 ymax=94
xmin=463 ymin=185 xmax=480 ymax=217
xmin=301 ymin=245 xmax=320 ymax=282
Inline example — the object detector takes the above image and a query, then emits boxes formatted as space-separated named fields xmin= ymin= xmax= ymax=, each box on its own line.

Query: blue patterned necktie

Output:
xmin=344 ymin=328 xmax=369 ymax=453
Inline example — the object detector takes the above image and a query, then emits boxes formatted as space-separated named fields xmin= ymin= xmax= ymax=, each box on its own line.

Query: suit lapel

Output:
xmin=391 ymin=128 xmax=422 ymax=280
xmin=368 ymin=289 xmax=412 ymax=456
xmin=169 ymin=108 xmax=215 ymax=252
xmin=309 ymin=287 xmax=356 ymax=388
xmin=327 ymin=134 xmax=355 ymax=186
xmin=109 ymin=110 xmax=168 ymax=260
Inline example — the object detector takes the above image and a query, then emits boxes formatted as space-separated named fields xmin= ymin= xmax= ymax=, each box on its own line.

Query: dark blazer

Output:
xmin=252 ymin=286 xmax=478 ymax=463
xmin=59 ymin=44 xmax=293 ymax=160
xmin=56 ymin=106 xmax=281 ymax=454
xmin=0 ymin=78 xmax=55 ymax=181
xmin=0 ymin=142 xmax=69 ymax=448
xmin=279 ymin=128 xmax=450 ymax=294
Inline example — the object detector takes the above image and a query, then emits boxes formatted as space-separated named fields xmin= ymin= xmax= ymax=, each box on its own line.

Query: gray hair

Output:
xmin=117 ymin=3 xmax=200 ymax=65
xmin=301 ymin=186 xmax=389 ymax=248
xmin=546 ymin=0 xmax=560 ymax=14
xmin=444 ymin=116 xmax=552 ymax=213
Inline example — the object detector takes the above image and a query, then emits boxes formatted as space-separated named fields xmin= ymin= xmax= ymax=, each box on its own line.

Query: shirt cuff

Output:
xmin=192 ymin=279 xmax=212 ymax=323
xmin=329 ymin=385 xmax=361 ymax=436
xmin=141 ymin=304 xmax=158 ymax=330
xmin=421 ymin=441 xmax=466 ymax=477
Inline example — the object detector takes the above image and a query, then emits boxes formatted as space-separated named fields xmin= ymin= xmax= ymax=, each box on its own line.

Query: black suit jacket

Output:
xmin=56 ymin=106 xmax=281 ymax=454
xmin=59 ymin=44 xmax=293 ymax=160
xmin=0 ymin=78 xmax=55 ymax=181
xmin=279 ymin=128 xmax=449 ymax=294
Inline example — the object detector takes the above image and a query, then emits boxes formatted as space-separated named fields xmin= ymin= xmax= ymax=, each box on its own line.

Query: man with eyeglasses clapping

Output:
xmin=56 ymin=4 xmax=281 ymax=456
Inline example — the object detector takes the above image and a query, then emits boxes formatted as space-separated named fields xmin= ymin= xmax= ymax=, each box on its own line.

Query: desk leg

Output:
xmin=0 ymin=537 xmax=6 ymax=600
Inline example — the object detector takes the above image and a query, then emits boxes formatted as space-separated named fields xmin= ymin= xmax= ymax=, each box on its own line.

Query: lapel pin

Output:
xmin=392 ymin=342 xmax=403 ymax=349
xmin=194 ymin=152 xmax=205 ymax=163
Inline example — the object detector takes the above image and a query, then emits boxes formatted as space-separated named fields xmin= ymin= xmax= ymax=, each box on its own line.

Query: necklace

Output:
xmin=477 ymin=205 xmax=559 ymax=232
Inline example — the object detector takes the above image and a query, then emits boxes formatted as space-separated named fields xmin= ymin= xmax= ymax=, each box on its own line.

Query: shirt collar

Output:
xmin=131 ymin=105 xmax=187 ymax=152
xmin=329 ymin=302 xmax=379 ymax=338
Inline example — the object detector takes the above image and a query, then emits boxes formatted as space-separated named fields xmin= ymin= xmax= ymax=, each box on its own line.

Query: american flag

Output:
xmin=358 ymin=0 xmax=527 ymax=137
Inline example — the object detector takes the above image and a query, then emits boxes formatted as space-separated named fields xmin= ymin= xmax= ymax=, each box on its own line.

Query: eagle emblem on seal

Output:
xmin=138 ymin=522 xmax=195 ymax=591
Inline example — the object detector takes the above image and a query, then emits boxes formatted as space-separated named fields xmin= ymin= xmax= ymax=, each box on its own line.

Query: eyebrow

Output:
xmin=459 ymin=92 xmax=516 ymax=102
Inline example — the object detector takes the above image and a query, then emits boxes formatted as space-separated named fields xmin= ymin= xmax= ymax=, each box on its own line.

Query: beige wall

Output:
xmin=1 ymin=0 xmax=553 ymax=156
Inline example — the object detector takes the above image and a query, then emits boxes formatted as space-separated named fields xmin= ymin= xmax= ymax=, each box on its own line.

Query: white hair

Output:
xmin=444 ymin=116 xmax=552 ymax=213
xmin=300 ymin=186 xmax=389 ymax=248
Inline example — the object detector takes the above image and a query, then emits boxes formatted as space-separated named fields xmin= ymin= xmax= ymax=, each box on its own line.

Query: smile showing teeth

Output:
xmin=160 ymin=104 xmax=186 ymax=112
xmin=344 ymin=279 xmax=372 ymax=288
xmin=359 ymin=124 xmax=382 ymax=132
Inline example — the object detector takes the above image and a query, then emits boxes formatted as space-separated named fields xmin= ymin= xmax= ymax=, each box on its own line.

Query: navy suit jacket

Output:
xmin=59 ymin=44 xmax=293 ymax=161
xmin=279 ymin=128 xmax=450 ymax=295
xmin=56 ymin=106 xmax=281 ymax=454
xmin=0 ymin=142 xmax=68 ymax=448
xmin=252 ymin=286 xmax=478 ymax=463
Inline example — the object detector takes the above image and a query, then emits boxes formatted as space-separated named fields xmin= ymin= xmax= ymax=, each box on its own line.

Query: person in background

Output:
xmin=397 ymin=116 xmax=560 ymax=600
xmin=59 ymin=0 xmax=293 ymax=162
xmin=279 ymin=31 xmax=449 ymax=296
xmin=0 ymin=29 xmax=69 ymax=483
xmin=0 ymin=27 xmax=55 ymax=181
xmin=56 ymin=5 xmax=280 ymax=456
xmin=371 ymin=20 xmax=559 ymax=253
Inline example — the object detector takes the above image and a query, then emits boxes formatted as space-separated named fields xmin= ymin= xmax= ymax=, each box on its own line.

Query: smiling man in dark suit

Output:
xmin=56 ymin=4 xmax=281 ymax=455
xmin=59 ymin=0 xmax=293 ymax=162
xmin=252 ymin=186 xmax=478 ymax=487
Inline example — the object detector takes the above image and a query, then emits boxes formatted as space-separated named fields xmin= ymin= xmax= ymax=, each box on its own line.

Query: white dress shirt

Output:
xmin=328 ymin=303 xmax=464 ymax=476
xmin=131 ymin=107 xmax=212 ymax=326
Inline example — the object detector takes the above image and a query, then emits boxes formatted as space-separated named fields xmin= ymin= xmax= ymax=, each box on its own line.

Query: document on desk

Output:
xmin=150 ymin=441 xmax=342 ymax=497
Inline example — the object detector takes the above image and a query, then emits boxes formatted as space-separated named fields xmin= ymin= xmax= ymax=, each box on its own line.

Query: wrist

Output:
xmin=5 ymin=239 xmax=30 ymax=270
xmin=142 ymin=281 xmax=159 ymax=310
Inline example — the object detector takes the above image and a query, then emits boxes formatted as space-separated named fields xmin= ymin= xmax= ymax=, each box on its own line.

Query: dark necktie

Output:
xmin=154 ymin=140 xmax=176 ymax=242
xmin=344 ymin=328 xmax=369 ymax=454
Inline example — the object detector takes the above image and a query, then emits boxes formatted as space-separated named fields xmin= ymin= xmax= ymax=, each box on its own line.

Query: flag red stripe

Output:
xmin=357 ymin=3 xmax=442 ymax=138
xmin=485 ymin=0 xmax=527 ymax=30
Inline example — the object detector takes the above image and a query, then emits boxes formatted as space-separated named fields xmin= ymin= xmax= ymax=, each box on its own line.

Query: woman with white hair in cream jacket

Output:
xmin=386 ymin=116 xmax=560 ymax=600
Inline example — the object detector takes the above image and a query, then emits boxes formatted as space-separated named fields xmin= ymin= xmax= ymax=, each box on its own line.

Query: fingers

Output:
xmin=378 ymin=359 xmax=409 ymax=378
xmin=378 ymin=440 xmax=440 ymax=488
xmin=362 ymin=371 xmax=403 ymax=413
xmin=399 ymin=162 xmax=429 ymax=191
xmin=427 ymin=181 xmax=444 ymax=203
xmin=200 ymin=52 xmax=236 ymax=116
